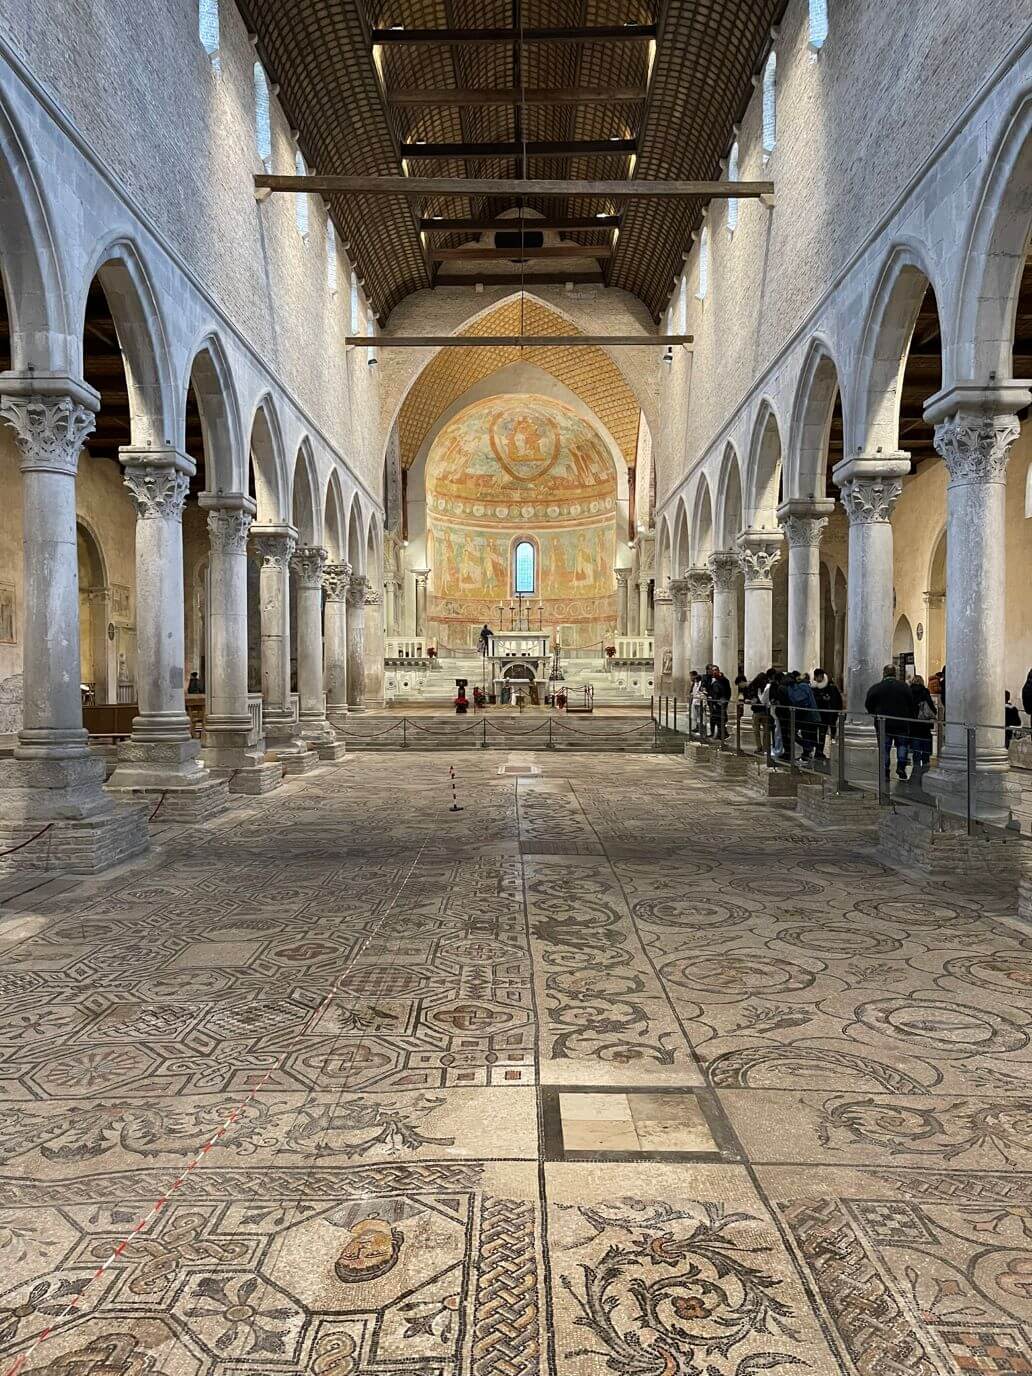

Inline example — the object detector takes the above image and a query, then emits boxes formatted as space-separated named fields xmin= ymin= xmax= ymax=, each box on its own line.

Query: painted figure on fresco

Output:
xmin=489 ymin=405 xmax=562 ymax=483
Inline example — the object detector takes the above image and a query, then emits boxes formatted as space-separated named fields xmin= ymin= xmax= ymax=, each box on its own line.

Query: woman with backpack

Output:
xmin=909 ymin=674 xmax=937 ymax=782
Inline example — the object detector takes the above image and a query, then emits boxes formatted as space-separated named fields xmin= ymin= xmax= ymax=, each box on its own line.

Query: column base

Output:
xmin=327 ymin=704 xmax=350 ymax=731
xmin=106 ymin=776 xmax=231 ymax=824
xmin=795 ymin=776 xmax=879 ymax=830
xmin=923 ymin=758 xmax=1019 ymax=827
xmin=276 ymin=749 xmax=321 ymax=776
xmin=877 ymin=804 xmax=1022 ymax=888
xmin=0 ymin=754 xmax=114 ymax=820
xmin=107 ymin=735 xmax=213 ymax=794
xmin=713 ymin=750 xmax=751 ymax=779
xmin=0 ymin=805 xmax=150 ymax=875
xmin=683 ymin=740 xmax=718 ymax=767
xmin=748 ymin=757 xmax=800 ymax=804
xmin=207 ymin=761 xmax=284 ymax=795
xmin=345 ymin=702 xmax=368 ymax=715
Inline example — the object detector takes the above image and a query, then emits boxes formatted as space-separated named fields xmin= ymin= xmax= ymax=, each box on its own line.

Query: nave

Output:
xmin=0 ymin=751 xmax=1028 ymax=1374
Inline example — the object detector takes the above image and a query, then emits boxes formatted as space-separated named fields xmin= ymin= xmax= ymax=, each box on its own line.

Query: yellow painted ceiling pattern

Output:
xmin=397 ymin=299 xmax=640 ymax=469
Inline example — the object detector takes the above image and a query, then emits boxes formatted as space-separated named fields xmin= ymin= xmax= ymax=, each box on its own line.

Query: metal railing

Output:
xmin=332 ymin=713 xmax=670 ymax=752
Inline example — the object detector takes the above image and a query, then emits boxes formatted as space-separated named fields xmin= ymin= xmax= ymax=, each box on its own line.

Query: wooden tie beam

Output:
xmin=430 ymin=245 xmax=613 ymax=261
xmin=347 ymin=335 xmax=694 ymax=348
xmin=389 ymin=86 xmax=647 ymax=107
xmin=255 ymin=175 xmax=773 ymax=201
xmin=402 ymin=138 xmax=637 ymax=159
xmin=370 ymin=25 xmax=657 ymax=45
xmin=419 ymin=214 xmax=622 ymax=231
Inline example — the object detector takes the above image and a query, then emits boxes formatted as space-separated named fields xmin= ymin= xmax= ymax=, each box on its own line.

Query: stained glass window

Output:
xmin=514 ymin=540 xmax=535 ymax=594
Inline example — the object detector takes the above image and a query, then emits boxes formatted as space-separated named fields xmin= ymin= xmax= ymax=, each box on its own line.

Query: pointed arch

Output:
xmin=291 ymin=439 xmax=319 ymax=545
xmin=714 ymin=442 xmax=744 ymax=548
xmin=656 ymin=512 xmax=673 ymax=585
xmin=366 ymin=509 xmax=382 ymax=579
xmin=77 ymin=237 xmax=175 ymax=449
xmin=853 ymin=243 xmax=944 ymax=454
xmin=247 ymin=394 xmax=288 ymax=524
xmin=346 ymin=495 xmax=366 ymax=575
xmin=185 ymin=332 xmax=241 ymax=494
xmin=953 ymin=93 xmax=1032 ymax=383
xmin=745 ymin=402 xmax=783 ymax=531
xmin=672 ymin=497 xmax=691 ymax=575
xmin=788 ymin=338 xmax=843 ymax=500
xmin=690 ymin=475 xmax=714 ymax=561
xmin=323 ymin=470 xmax=347 ymax=559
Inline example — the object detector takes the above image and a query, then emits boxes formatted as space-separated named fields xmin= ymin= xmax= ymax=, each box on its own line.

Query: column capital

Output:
xmin=653 ymin=586 xmax=673 ymax=606
xmin=199 ymin=491 xmax=257 ymax=516
xmin=923 ymin=590 xmax=945 ymax=610
xmin=932 ymin=410 xmax=1022 ymax=486
xmin=615 ymin=567 xmax=631 ymax=586
xmin=347 ymin=573 xmax=370 ymax=608
xmin=776 ymin=496 xmax=835 ymax=548
xmin=0 ymin=378 xmax=99 ymax=477
xmin=206 ymin=506 xmax=253 ymax=555
xmin=735 ymin=530 xmax=783 ymax=587
xmin=707 ymin=550 xmax=739 ymax=593
xmin=365 ymin=586 xmax=383 ymax=607
xmin=324 ymin=561 xmax=353 ymax=602
xmin=684 ymin=566 xmax=712 ymax=600
xmin=290 ymin=544 xmax=328 ymax=589
xmin=251 ymin=523 xmax=298 ymax=569
xmin=120 ymin=448 xmax=194 ymax=521
xmin=668 ymin=576 xmax=690 ymax=618
xmin=832 ymin=454 xmax=909 ymax=526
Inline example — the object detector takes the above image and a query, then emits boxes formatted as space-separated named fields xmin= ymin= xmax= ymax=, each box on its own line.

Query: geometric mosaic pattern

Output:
xmin=0 ymin=750 xmax=1029 ymax=1374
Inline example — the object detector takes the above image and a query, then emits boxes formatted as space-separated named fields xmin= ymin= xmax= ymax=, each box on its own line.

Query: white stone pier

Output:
xmin=292 ymin=544 xmax=346 ymax=761
xmin=251 ymin=524 xmax=318 ymax=775
xmin=736 ymin=530 xmax=783 ymax=680
xmin=778 ymin=498 xmax=835 ymax=675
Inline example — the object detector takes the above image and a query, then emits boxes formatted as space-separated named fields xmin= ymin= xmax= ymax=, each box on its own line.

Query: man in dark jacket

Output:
xmin=865 ymin=665 xmax=915 ymax=780
xmin=811 ymin=669 xmax=843 ymax=760
xmin=707 ymin=664 xmax=732 ymax=738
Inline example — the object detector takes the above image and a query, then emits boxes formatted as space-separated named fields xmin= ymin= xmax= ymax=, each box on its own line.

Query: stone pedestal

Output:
xmin=652 ymin=587 xmax=673 ymax=694
xmin=251 ymin=524 xmax=315 ymax=770
xmin=921 ymin=385 xmax=1031 ymax=825
xmin=200 ymin=495 xmax=281 ymax=794
xmin=106 ymin=449 xmax=228 ymax=821
xmin=363 ymin=586 xmax=386 ymax=709
xmin=668 ymin=577 xmax=690 ymax=701
xmin=292 ymin=545 xmax=345 ymax=761
xmin=412 ymin=570 xmax=429 ymax=638
xmin=686 ymin=567 xmax=713 ymax=671
xmin=877 ymin=805 xmax=1022 ymax=897
xmin=347 ymin=575 xmax=369 ymax=712
xmin=748 ymin=756 xmax=799 ymax=804
xmin=324 ymin=562 xmax=352 ymax=730
xmin=832 ymin=455 xmax=909 ymax=739
xmin=778 ymin=499 xmax=834 ymax=675
xmin=794 ymin=776 xmax=878 ymax=830
xmin=736 ymin=531 xmax=783 ymax=680
xmin=708 ymin=552 xmax=739 ymax=678
xmin=0 ymin=378 xmax=150 ymax=869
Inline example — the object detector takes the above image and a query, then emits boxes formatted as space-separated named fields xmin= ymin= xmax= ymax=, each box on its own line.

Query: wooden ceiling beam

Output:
xmin=403 ymin=138 xmax=637 ymax=160
xmin=430 ymin=245 xmax=613 ymax=261
xmin=348 ymin=334 xmax=694 ymax=347
xmin=433 ymin=272 xmax=605 ymax=287
xmin=420 ymin=215 xmax=622 ymax=231
xmin=256 ymin=175 xmax=773 ymax=200
xmin=371 ymin=25 xmax=657 ymax=45
xmin=388 ymin=85 xmax=647 ymax=107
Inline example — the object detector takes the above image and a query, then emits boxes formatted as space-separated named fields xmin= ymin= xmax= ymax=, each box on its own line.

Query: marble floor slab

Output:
xmin=0 ymin=750 xmax=1028 ymax=1374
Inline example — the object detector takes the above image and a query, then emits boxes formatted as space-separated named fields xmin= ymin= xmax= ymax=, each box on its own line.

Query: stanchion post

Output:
xmin=735 ymin=703 xmax=742 ymax=755
xmin=788 ymin=705 xmax=796 ymax=770
xmin=966 ymin=725 xmax=975 ymax=836
xmin=402 ymin=718 xmax=408 ymax=750
xmin=836 ymin=710 xmax=846 ymax=792
xmin=547 ymin=718 xmax=554 ymax=750
xmin=481 ymin=719 xmax=488 ymax=749
xmin=876 ymin=716 xmax=887 ymax=805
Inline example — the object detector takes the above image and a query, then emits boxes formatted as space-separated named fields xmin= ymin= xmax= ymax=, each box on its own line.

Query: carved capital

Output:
xmin=685 ymin=567 xmax=712 ymax=601
xmin=251 ymin=530 xmax=297 ymax=570
xmin=668 ymin=576 xmax=690 ymax=620
xmin=0 ymin=394 xmax=95 ymax=476
xmin=736 ymin=544 xmax=781 ymax=587
xmin=365 ymin=586 xmax=383 ymax=607
xmin=615 ymin=568 xmax=631 ymax=587
xmin=347 ymin=574 xmax=370 ymax=609
xmin=781 ymin=514 xmax=828 ymax=548
xmin=324 ymin=561 xmax=353 ymax=602
xmin=839 ymin=475 xmax=903 ymax=525
xmin=707 ymin=551 xmax=739 ymax=594
xmin=933 ymin=409 xmax=1020 ymax=485
xmin=122 ymin=456 xmax=192 ymax=521
xmin=207 ymin=507 xmax=252 ymax=555
xmin=290 ymin=544 xmax=328 ymax=588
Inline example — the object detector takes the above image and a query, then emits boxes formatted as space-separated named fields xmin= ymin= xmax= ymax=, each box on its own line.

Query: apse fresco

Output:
xmin=424 ymin=396 xmax=618 ymax=645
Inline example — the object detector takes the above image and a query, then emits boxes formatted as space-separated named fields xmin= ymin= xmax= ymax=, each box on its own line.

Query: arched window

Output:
xmin=808 ymin=0 xmax=829 ymax=51
xmin=727 ymin=140 xmax=740 ymax=232
xmin=253 ymin=63 xmax=272 ymax=171
xmin=326 ymin=218 xmax=338 ymax=293
xmin=513 ymin=540 xmax=536 ymax=595
xmin=677 ymin=275 xmax=688 ymax=331
xmin=294 ymin=150 xmax=309 ymax=238
xmin=697 ymin=226 xmax=710 ymax=300
xmin=199 ymin=0 xmax=219 ymax=66
xmin=762 ymin=52 xmax=777 ymax=158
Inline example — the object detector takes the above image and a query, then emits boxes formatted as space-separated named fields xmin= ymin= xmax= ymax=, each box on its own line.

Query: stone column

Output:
xmin=668 ymin=577 xmax=691 ymax=700
xmin=347 ymin=575 xmax=369 ymax=711
xmin=412 ymin=569 xmax=429 ymax=638
xmin=833 ymin=606 xmax=846 ymax=686
xmin=615 ymin=569 xmax=630 ymax=636
xmin=638 ymin=579 xmax=652 ymax=636
xmin=0 ymin=378 xmax=149 ymax=868
xmin=291 ymin=544 xmax=346 ymax=761
xmin=736 ymin=532 xmax=783 ymax=681
xmin=84 ymin=586 xmax=115 ymax=703
xmin=107 ymin=448 xmax=228 ymax=821
xmin=652 ymin=587 xmax=673 ymax=694
xmin=384 ymin=574 xmax=399 ymax=639
xmin=708 ymin=552 xmax=739 ymax=677
xmin=685 ymin=567 xmax=713 ymax=670
xmin=922 ymin=590 xmax=945 ymax=680
xmin=199 ymin=494 xmax=281 ymax=794
xmin=324 ymin=562 xmax=351 ymax=731
xmin=363 ymin=586 xmax=386 ymax=708
xmin=832 ymin=455 xmax=910 ymax=731
xmin=923 ymin=384 xmax=1031 ymax=822
xmin=778 ymin=498 xmax=835 ymax=675
xmin=251 ymin=524 xmax=315 ymax=774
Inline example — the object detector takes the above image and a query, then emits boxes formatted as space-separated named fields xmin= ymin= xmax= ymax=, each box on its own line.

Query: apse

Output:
xmin=423 ymin=395 xmax=618 ymax=651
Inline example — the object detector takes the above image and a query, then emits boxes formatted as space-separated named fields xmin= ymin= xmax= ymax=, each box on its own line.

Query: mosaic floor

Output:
xmin=0 ymin=751 xmax=1029 ymax=1375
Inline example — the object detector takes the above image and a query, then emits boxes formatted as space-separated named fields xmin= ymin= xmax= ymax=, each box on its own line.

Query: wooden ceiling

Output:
xmin=237 ymin=0 xmax=787 ymax=321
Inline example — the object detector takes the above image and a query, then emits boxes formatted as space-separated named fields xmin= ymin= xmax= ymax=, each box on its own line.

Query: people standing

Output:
xmin=689 ymin=670 xmax=707 ymax=735
xmin=707 ymin=664 xmax=732 ymax=739
xmin=1005 ymin=691 xmax=1021 ymax=747
xmin=811 ymin=668 xmax=843 ymax=761
xmin=785 ymin=671 xmax=821 ymax=761
xmin=865 ymin=664 xmax=915 ymax=781
xmin=1022 ymin=668 xmax=1032 ymax=721
xmin=908 ymin=673 xmax=936 ymax=782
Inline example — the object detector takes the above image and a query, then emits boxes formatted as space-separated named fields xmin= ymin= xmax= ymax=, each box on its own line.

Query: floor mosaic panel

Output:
xmin=0 ymin=751 xmax=1028 ymax=1374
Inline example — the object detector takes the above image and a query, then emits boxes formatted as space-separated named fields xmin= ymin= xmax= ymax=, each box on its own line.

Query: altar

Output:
xmin=486 ymin=632 xmax=550 ymax=661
